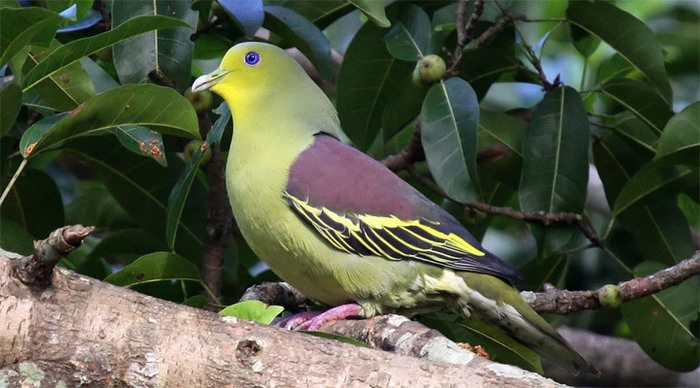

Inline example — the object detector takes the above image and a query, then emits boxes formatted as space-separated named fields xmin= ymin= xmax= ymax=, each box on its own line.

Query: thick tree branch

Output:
xmin=0 ymin=247 xmax=562 ymax=387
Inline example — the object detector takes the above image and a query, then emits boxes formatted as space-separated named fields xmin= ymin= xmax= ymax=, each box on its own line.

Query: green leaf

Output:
xmin=383 ymin=4 xmax=430 ymax=61
xmin=65 ymin=181 xmax=134 ymax=230
xmin=183 ymin=295 xmax=208 ymax=308
xmin=519 ymin=86 xmax=589 ymax=213
xmin=0 ymin=9 xmax=61 ymax=67
xmin=381 ymin=79 xmax=424 ymax=141
xmin=621 ymin=261 xmax=700 ymax=372
xmin=22 ymin=15 xmax=189 ymax=92
xmin=166 ymin=103 xmax=230 ymax=251
xmin=0 ymin=217 xmax=34 ymax=256
xmin=420 ymin=314 xmax=543 ymax=374
xmin=112 ymin=125 xmax=167 ymax=166
xmin=112 ymin=2 xmax=197 ymax=91
xmin=420 ymin=78 xmax=480 ymax=203
xmin=281 ymin=0 xmax=354 ymax=29
xmin=569 ymin=23 xmax=600 ymax=58
xmin=105 ymin=251 xmax=201 ymax=287
xmin=611 ymin=111 xmax=658 ymax=158
xmin=567 ymin=0 xmax=672 ymax=101
xmin=613 ymin=161 xmax=693 ymax=216
xmin=678 ymin=194 xmax=700 ymax=231
xmin=65 ymin=137 xmax=206 ymax=260
xmin=263 ymin=6 xmax=333 ymax=79
xmin=217 ymin=0 xmax=264 ymax=36
xmin=656 ymin=102 xmax=700 ymax=168
xmin=219 ymin=300 xmax=284 ymax=325
xmin=520 ymin=253 xmax=567 ymax=292
xmin=337 ymin=20 xmax=413 ymax=149
xmin=600 ymin=78 xmax=674 ymax=134
xmin=1 ymin=169 xmax=64 ymax=238
xmin=349 ymin=0 xmax=390 ymax=27
xmin=20 ymin=84 xmax=200 ymax=157
xmin=46 ymin=0 xmax=94 ymax=20
xmin=595 ymin=53 xmax=636 ymax=87
xmin=459 ymin=47 xmax=523 ymax=100
xmin=0 ymin=82 xmax=21 ymax=137
xmin=14 ymin=41 xmax=96 ymax=112
xmin=594 ymin=132 xmax=694 ymax=265
xmin=478 ymin=109 xmax=525 ymax=159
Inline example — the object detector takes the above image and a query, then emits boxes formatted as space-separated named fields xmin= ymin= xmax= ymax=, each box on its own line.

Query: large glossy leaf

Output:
xmin=1 ymin=169 xmax=64 ymax=238
xmin=349 ymin=0 xmax=390 ymax=27
xmin=22 ymin=15 xmax=190 ymax=92
xmin=20 ymin=84 xmax=200 ymax=157
xmin=104 ymin=251 xmax=200 ymax=286
xmin=478 ymin=109 xmax=524 ymax=159
xmin=595 ymin=53 xmax=635 ymax=87
xmin=65 ymin=180 xmax=134 ymax=230
xmin=420 ymin=314 xmax=543 ymax=374
xmin=622 ymin=261 xmax=700 ymax=372
xmin=420 ymin=78 xmax=479 ymax=203
xmin=218 ymin=0 xmax=264 ymax=36
xmin=166 ymin=103 xmax=230 ymax=251
xmin=0 ymin=82 xmax=21 ymax=136
xmin=569 ymin=23 xmax=600 ymax=58
xmin=567 ymin=1 xmax=672 ymax=102
xmin=613 ymin=161 xmax=693 ymax=216
xmin=519 ymin=86 xmax=589 ymax=213
xmin=600 ymin=78 xmax=674 ymax=134
xmin=594 ymin=132 xmax=694 ymax=264
xmin=282 ymin=0 xmax=354 ymax=29
xmin=0 ymin=217 xmax=34 ymax=256
xmin=0 ymin=7 xmax=61 ymax=67
xmin=381 ymin=78 xmax=424 ymax=141
xmin=656 ymin=102 xmax=700 ymax=168
xmin=46 ymin=0 xmax=93 ymax=21
xmin=337 ymin=21 xmax=413 ymax=149
xmin=383 ymin=4 xmax=430 ymax=61
xmin=219 ymin=300 xmax=284 ymax=325
xmin=112 ymin=1 xmax=197 ymax=91
xmin=263 ymin=6 xmax=333 ymax=79
xmin=65 ymin=137 xmax=206 ymax=260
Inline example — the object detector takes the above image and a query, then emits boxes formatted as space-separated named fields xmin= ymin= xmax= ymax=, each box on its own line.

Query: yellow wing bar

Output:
xmin=286 ymin=193 xmax=486 ymax=271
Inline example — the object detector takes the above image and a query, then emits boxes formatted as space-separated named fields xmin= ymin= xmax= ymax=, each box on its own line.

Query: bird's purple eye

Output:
xmin=244 ymin=51 xmax=260 ymax=65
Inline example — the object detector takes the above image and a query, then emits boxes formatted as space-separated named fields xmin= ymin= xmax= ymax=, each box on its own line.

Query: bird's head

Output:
xmin=191 ymin=42 xmax=307 ymax=107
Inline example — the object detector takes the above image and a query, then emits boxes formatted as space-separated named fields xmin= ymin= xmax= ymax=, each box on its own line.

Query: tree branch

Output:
xmin=11 ymin=225 xmax=94 ymax=287
xmin=447 ymin=0 xmax=485 ymax=75
xmin=526 ymin=251 xmax=700 ymax=314
xmin=381 ymin=125 xmax=424 ymax=172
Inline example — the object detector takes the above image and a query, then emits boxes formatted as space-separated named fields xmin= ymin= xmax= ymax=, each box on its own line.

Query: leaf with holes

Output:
xmin=567 ymin=1 xmax=672 ymax=101
xmin=420 ymin=78 xmax=480 ymax=203
xmin=20 ymin=84 xmax=199 ymax=157
xmin=519 ymin=86 xmax=589 ymax=213
xmin=112 ymin=1 xmax=197 ymax=91
xmin=111 ymin=125 xmax=167 ymax=166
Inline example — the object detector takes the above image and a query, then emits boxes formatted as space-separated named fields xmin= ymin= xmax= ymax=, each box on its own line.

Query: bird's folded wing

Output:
xmin=285 ymin=135 xmax=524 ymax=286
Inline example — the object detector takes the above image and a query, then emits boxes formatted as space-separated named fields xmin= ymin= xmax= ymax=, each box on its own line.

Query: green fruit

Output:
xmin=416 ymin=55 xmax=447 ymax=84
xmin=185 ymin=90 xmax=214 ymax=113
xmin=598 ymin=284 xmax=621 ymax=309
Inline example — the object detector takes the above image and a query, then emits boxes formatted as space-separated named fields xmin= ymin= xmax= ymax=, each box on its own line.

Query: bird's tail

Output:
xmin=456 ymin=272 xmax=599 ymax=376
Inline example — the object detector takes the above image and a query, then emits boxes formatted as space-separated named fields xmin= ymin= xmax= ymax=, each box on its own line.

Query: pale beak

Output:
xmin=191 ymin=68 xmax=229 ymax=92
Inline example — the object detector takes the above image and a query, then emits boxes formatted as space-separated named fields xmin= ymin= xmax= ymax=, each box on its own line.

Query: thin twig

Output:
xmin=448 ymin=0 xmax=485 ymax=75
xmin=0 ymin=158 xmax=27 ymax=206
xmin=382 ymin=125 xmax=424 ymax=172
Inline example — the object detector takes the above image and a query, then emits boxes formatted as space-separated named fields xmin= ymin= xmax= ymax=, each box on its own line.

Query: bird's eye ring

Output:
xmin=244 ymin=51 xmax=260 ymax=66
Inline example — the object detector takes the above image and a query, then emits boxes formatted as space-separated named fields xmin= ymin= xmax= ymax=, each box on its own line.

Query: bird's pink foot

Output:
xmin=296 ymin=303 xmax=364 ymax=331
xmin=276 ymin=311 xmax=321 ymax=330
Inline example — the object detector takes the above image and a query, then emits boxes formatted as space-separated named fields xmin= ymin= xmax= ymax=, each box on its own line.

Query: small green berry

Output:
xmin=598 ymin=284 xmax=621 ymax=309
xmin=185 ymin=90 xmax=214 ymax=113
xmin=416 ymin=55 xmax=447 ymax=84
xmin=183 ymin=140 xmax=213 ymax=166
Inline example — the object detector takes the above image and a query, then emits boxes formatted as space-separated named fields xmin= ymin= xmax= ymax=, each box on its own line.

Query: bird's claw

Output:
xmin=275 ymin=303 xmax=364 ymax=331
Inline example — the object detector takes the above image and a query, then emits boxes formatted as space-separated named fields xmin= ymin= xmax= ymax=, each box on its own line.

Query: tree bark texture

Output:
xmin=0 ymin=255 xmax=563 ymax=388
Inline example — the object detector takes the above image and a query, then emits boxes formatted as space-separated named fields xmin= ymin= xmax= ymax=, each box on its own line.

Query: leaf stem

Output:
xmin=0 ymin=158 xmax=27 ymax=207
